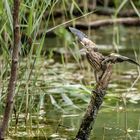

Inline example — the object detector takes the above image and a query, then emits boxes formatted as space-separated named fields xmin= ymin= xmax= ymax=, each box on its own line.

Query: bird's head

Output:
xmin=69 ymin=27 xmax=97 ymax=51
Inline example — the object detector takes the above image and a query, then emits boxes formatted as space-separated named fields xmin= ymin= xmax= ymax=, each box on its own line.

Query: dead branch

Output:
xmin=75 ymin=18 xmax=140 ymax=29
xmin=75 ymin=64 xmax=113 ymax=140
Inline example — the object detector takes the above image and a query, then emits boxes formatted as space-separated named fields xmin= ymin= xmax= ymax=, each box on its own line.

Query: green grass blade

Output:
xmin=115 ymin=0 xmax=128 ymax=17
xmin=3 ymin=0 xmax=13 ymax=31
xmin=130 ymin=0 xmax=140 ymax=17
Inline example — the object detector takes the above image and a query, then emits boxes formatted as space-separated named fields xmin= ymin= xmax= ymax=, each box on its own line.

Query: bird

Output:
xmin=69 ymin=27 xmax=106 ymax=82
xmin=69 ymin=27 xmax=140 ymax=82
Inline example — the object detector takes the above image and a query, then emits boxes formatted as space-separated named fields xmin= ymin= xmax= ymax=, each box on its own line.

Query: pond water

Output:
xmin=1 ymin=26 xmax=140 ymax=140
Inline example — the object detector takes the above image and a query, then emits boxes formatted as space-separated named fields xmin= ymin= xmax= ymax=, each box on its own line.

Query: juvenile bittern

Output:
xmin=69 ymin=27 xmax=140 ymax=83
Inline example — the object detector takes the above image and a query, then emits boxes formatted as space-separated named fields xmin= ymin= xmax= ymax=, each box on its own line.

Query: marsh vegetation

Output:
xmin=0 ymin=0 xmax=140 ymax=139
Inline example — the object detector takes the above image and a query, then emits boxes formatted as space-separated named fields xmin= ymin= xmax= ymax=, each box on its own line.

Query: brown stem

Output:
xmin=75 ymin=64 xmax=113 ymax=140
xmin=0 ymin=0 xmax=20 ymax=139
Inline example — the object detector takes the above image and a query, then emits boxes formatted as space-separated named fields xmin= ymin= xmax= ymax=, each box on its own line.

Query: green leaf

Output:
xmin=4 ymin=0 xmax=13 ymax=31
xmin=0 ymin=0 xmax=3 ymax=14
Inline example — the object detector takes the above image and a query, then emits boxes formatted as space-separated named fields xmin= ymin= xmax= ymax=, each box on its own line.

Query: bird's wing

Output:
xmin=109 ymin=53 xmax=140 ymax=66
xmin=69 ymin=27 xmax=97 ymax=50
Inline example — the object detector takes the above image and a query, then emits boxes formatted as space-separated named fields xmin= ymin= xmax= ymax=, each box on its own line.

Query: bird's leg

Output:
xmin=94 ymin=69 xmax=107 ymax=84
xmin=94 ymin=70 xmax=100 ymax=83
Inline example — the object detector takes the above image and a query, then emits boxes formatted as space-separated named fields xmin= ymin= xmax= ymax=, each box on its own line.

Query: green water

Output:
xmin=1 ymin=26 xmax=140 ymax=140
xmin=9 ymin=60 xmax=140 ymax=140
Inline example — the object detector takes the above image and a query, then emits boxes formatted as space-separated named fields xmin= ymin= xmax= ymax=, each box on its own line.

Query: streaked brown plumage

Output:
xmin=69 ymin=27 xmax=106 ymax=82
xmin=86 ymin=51 xmax=107 ymax=82
xmin=69 ymin=27 xmax=140 ymax=82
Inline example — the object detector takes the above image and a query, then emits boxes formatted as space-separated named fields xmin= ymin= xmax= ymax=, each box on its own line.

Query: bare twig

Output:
xmin=0 ymin=0 xmax=20 ymax=139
